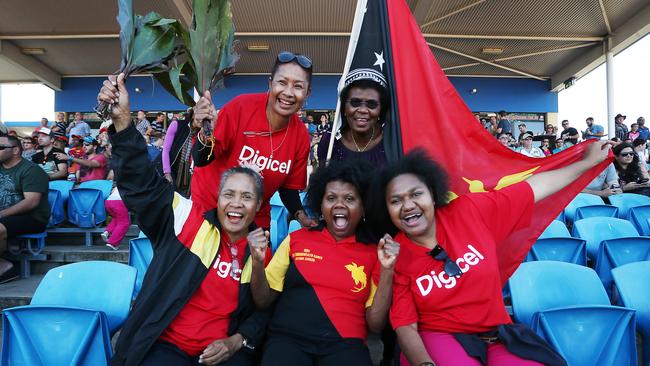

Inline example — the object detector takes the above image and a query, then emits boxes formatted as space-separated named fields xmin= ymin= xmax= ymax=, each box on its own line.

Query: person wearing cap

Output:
xmin=52 ymin=134 xmax=68 ymax=152
xmin=614 ymin=114 xmax=628 ymax=141
xmin=67 ymin=112 xmax=91 ymax=137
xmin=55 ymin=136 xmax=107 ymax=183
xmin=316 ymin=69 xmax=390 ymax=168
xmin=31 ymin=127 xmax=68 ymax=180
xmin=517 ymin=132 xmax=545 ymax=158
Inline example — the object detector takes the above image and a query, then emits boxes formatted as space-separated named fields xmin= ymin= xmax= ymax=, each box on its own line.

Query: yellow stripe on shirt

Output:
xmin=265 ymin=236 xmax=292 ymax=292
xmin=190 ymin=221 xmax=221 ymax=268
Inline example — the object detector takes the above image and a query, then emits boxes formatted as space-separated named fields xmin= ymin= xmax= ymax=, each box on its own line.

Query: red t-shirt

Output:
xmin=79 ymin=154 xmax=107 ymax=182
xmin=390 ymin=182 xmax=534 ymax=333
xmin=160 ymin=233 xmax=271 ymax=356
xmin=191 ymin=93 xmax=310 ymax=228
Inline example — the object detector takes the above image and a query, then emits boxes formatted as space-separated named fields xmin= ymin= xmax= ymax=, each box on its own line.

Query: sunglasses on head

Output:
xmin=0 ymin=145 xmax=18 ymax=150
xmin=347 ymin=98 xmax=380 ymax=110
xmin=428 ymin=245 xmax=463 ymax=278
xmin=619 ymin=152 xmax=635 ymax=157
xmin=277 ymin=51 xmax=312 ymax=69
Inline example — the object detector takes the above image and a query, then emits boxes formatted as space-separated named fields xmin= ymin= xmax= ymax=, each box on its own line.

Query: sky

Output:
xmin=0 ymin=35 xmax=648 ymax=132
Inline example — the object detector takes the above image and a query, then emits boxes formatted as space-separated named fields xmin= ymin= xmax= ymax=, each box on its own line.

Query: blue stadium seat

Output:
xmin=538 ymin=220 xmax=571 ymax=239
xmin=525 ymin=237 xmax=587 ymax=266
xmin=509 ymin=261 xmax=609 ymax=327
xmin=129 ymin=237 xmax=154 ymax=298
xmin=1 ymin=305 xmax=111 ymax=366
xmin=531 ymin=305 xmax=637 ymax=366
xmin=78 ymin=179 xmax=113 ymax=200
xmin=288 ymin=220 xmax=301 ymax=234
xmin=270 ymin=192 xmax=289 ymax=252
xmin=572 ymin=217 xmax=640 ymax=259
xmin=67 ymin=188 xmax=106 ymax=228
xmin=574 ymin=205 xmax=618 ymax=221
xmin=628 ymin=205 xmax=650 ymax=236
xmin=612 ymin=261 xmax=650 ymax=366
xmin=15 ymin=232 xmax=47 ymax=256
xmin=564 ymin=193 xmax=605 ymax=223
xmin=47 ymin=189 xmax=65 ymax=227
xmin=31 ymin=261 xmax=136 ymax=334
xmin=555 ymin=210 xmax=565 ymax=223
xmin=48 ymin=180 xmax=74 ymax=203
xmin=595 ymin=237 xmax=650 ymax=298
xmin=609 ymin=193 xmax=650 ymax=219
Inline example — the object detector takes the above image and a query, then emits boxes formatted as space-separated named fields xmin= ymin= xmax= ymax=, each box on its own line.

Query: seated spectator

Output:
xmin=613 ymin=142 xmax=650 ymax=197
xmin=52 ymin=134 xmax=67 ymax=152
xmin=582 ymin=117 xmax=604 ymax=140
xmin=552 ymin=138 xmax=566 ymax=154
xmin=582 ymin=163 xmax=622 ymax=200
xmin=540 ymin=139 xmax=552 ymax=157
xmin=516 ymin=123 xmax=528 ymax=146
xmin=0 ymin=135 xmax=49 ymax=283
xmin=55 ymin=136 xmax=107 ymax=183
xmin=31 ymin=127 xmax=68 ymax=180
xmin=34 ymin=117 xmax=50 ymax=132
xmin=633 ymin=138 xmax=648 ymax=164
xmin=497 ymin=133 xmax=511 ymax=148
xmin=628 ymin=123 xmax=640 ymax=141
xmin=67 ymin=112 xmax=91 ymax=137
xmin=637 ymin=116 xmax=649 ymax=140
xmin=135 ymin=110 xmax=153 ymax=140
xmin=151 ymin=112 xmax=166 ymax=134
xmin=20 ymin=137 xmax=39 ymax=161
xmin=560 ymin=120 xmax=579 ymax=146
xmin=487 ymin=116 xmax=498 ymax=136
xmin=517 ymin=132 xmax=544 ymax=158
xmin=65 ymin=136 xmax=85 ymax=181
xmin=51 ymin=112 xmax=68 ymax=134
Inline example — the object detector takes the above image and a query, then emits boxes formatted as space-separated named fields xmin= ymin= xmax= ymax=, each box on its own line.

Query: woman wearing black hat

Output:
xmin=317 ymin=69 xmax=390 ymax=168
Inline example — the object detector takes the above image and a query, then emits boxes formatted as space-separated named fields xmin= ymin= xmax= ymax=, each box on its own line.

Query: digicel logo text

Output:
xmin=416 ymin=244 xmax=484 ymax=295
xmin=239 ymin=145 xmax=292 ymax=174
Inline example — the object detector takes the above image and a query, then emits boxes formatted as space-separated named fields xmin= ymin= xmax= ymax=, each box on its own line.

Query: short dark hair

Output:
xmin=138 ymin=110 xmax=146 ymax=114
xmin=518 ymin=123 xmax=526 ymax=128
xmin=633 ymin=138 xmax=647 ymax=148
xmin=270 ymin=53 xmax=313 ymax=88
xmin=339 ymin=79 xmax=390 ymax=123
xmin=499 ymin=110 xmax=507 ymax=117
xmin=4 ymin=135 xmax=22 ymax=153
xmin=219 ymin=166 xmax=264 ymax=205
xmin=156 ymin=112 xmax=165 ymax=118
xmin=586 ymin=117 xmax=594 ymax=122
xmin=306 ymin=159 xmax=374 ymax=220
xmin=367 ymin=149 xmax=450 ymax=236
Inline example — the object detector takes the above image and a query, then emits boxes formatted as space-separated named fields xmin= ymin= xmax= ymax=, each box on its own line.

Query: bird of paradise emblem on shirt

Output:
xmin=345 ymin=262 xmax=367 ymax=293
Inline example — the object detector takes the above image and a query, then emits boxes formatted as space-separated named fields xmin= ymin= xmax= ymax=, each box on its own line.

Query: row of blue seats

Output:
xmin=48 ymin=180 xmax=113 ymax=228
xmin=560 ymin=192 xmax=650 ymax=224
xmin=509 ymin=260 xmax=650 ymax=366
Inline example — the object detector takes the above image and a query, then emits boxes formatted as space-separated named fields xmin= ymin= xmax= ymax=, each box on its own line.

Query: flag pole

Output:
xmin=325 ymin=0 xmax=368 ymax=166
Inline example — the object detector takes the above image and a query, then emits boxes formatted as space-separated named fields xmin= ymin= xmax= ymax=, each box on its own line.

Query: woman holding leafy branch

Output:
xmin=190 ymin=52 xmax=318 ymax=234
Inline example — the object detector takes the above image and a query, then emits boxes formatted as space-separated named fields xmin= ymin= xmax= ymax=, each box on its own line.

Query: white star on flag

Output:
xmin=373 ymin=51 xmax=385 ymax=71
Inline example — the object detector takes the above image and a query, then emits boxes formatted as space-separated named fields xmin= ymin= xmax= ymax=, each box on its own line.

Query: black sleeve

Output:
xmin=109 ymin=124 xmax=175 ymax=246
xmin=190 ymin=135 xmax=214 ymax=167
xmin=279 ymin=188 xmax=304 ymax=218
xmin=236 ymin=306 xmax=273 ymax=348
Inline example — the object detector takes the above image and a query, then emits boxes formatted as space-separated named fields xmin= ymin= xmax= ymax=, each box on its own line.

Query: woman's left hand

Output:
xmin=584 ymin=140 xmax=613 ymax=166
xmin=199 ymin=334 xmax=242 ymax=365
xmin=378 ymin=233 xmax=400 ymax=270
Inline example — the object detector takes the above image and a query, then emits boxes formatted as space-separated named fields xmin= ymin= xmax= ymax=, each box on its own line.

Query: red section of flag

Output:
xmin=386 ymin=0 xmax=612 ymax=284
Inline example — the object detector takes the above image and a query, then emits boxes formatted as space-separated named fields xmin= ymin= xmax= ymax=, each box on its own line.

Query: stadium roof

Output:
xmin=0 ymin=0 xmax=647 ymax=91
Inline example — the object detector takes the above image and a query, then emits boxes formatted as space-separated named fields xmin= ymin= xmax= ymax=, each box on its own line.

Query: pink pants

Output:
xmin=400 ymin=331 xmax=544 ymax=366
xmin=105 ymin=199 xmax=131 ymax=245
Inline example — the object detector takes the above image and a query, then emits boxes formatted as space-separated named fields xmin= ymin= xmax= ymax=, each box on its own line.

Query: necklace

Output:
xmin=268 ymin=119 xmax=290 ymax=160
xmin=350 ymin=126 xmax=375 ymax=152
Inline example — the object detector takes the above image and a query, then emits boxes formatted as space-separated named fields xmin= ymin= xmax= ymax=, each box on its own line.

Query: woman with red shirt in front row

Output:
xmin=369 ymin=142 xmax=612 ymax=366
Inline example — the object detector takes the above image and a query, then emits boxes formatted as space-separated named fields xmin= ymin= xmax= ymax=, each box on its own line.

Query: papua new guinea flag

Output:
xmin=340 ymin=0 xmax=612 ymax=285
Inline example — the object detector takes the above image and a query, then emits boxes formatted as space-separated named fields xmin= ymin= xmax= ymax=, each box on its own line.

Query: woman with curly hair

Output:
xmin=368 ymin=141 xmax=611 ymax=366
xmin=248 ymin=159 xmax=400 ymax=366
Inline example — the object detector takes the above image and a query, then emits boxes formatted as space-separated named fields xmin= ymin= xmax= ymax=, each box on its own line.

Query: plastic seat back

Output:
xmin=288 ymin=220 xmax=301 ymax=234
xmin=526 ymin=237 xmax=587 ymax=266
xmin=572 ymin=217 xmax=639 ymax=259
xmin=31 ymin=261 xmax=136 ymax=334
xmin=628 ymin=205 xmax=650 ymax=236
xmin=575 ymin=205 xmax=619 ymax=221
xmin=595 ymin=237 xmax=650 ymax=298
xmin=609 ymin=193 xmax=650 ymax=219
xmin=270 ymin=205 xmax=288 ymax=253
xmin=78 ymin=180 xmax=113 ymax=200
xmin=564 ymin=193 xmax=605 ymax=223
xmin=48 ymin=180 xmax=74 ymax=203
xmin=538 ymin=220 xmax=571 ymax=239
xmin=67 ymin=188 xmax=105 ymax=227
xmin=612 ymin=261 xmax=650 ymax=366
xmin=47 ymin=189 xmax=65 ymax=227
xmin=129 ymin=237 xmax=154 ymax=298
xmin=532 ymin=305 xmax=637 ymax=366
xmin=1 ymin=305 xmax=111 ymax=366
xmin=509 ymin=261 xmax=609 ymax=326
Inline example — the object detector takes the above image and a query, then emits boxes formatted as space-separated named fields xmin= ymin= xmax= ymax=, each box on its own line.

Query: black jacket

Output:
xmin=109 ymin=124 xmax=268 ymax=366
